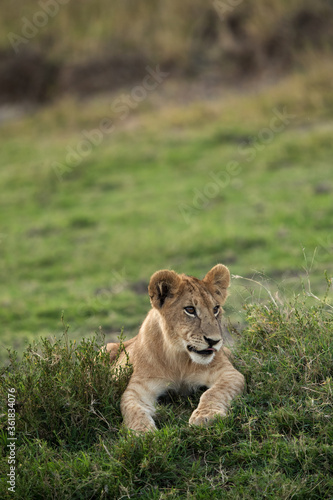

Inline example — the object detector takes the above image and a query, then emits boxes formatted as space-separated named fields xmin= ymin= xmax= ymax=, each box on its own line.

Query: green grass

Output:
xmin=0 ymin=49 xmax=333 ymax=498
xmin=0 ymin=61 xmax=333 ymax=356
xmin=1 ymin=294 xmax=332 ymax=498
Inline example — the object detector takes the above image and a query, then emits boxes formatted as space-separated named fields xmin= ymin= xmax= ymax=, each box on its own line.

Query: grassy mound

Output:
xmin=1 ymin=293 xmax=332 ymax=499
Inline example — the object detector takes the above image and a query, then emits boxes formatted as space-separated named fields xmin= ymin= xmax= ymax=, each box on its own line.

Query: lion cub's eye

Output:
xmin=213 ymin=305 xmax=220 ymax=316
xmin=184 ymin=306 xmax=196 ymax=317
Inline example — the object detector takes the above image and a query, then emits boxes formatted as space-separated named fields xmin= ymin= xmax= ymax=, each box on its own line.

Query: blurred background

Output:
xmin=0 ymin=0 xmax=332 ymax=358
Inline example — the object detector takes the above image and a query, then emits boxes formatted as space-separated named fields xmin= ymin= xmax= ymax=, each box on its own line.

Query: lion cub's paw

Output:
xmin=125 ymin=423 xmax=157 ymax=434
xmin=123 ymin=416 xmax=157 ymax=434
xmin=189 ymin=407 xmax=226 ymax=427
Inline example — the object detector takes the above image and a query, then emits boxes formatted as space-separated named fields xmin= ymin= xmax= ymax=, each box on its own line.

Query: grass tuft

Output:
xmin=0 ymin=323 xmax=132 ymax=451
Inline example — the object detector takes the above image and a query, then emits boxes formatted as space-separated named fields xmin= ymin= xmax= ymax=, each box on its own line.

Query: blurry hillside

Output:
xmin=1 ymin=0 xmax=333 ymax=104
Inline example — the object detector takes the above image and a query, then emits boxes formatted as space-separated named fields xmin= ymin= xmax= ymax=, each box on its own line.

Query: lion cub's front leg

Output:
xmin=120 ymin=377 xmax=165 ymax=433
xmin=189 ymin=368 xmax=244 ymax=426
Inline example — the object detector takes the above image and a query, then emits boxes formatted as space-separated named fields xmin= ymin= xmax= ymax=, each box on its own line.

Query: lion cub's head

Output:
xmin=148 ymin=264 xmax=230 ymax=365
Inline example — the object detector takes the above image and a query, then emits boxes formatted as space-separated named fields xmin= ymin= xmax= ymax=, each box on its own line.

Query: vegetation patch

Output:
xmin=2 ymin=1 xmax=333 ymax=103
xmin=1 ymin=294 xmax=332 ymax=498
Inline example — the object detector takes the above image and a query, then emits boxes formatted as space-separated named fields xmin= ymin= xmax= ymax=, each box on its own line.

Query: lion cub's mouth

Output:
xmin=187 ymin=345 xmax=216 ymax=356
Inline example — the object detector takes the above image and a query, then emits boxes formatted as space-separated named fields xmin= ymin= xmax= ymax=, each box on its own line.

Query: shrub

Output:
xmin=0 ymin=323 xmax=132 ymax=449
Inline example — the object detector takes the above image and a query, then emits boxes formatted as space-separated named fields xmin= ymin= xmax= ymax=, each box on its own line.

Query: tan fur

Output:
xmin=106 ymin=264 xmax=244 ymax=432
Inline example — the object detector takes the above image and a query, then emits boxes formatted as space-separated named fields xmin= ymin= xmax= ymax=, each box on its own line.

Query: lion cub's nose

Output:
xmin=203 ymin=336 xmax=220 ymax=347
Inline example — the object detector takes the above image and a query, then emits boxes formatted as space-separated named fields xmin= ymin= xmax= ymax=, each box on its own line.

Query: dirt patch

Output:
xmin=57 ymin=52 xmax=151 ymax=98
xmin=0 ymin=49 xmax=59 ymax=104
xmin=0 ymin=48 xmax=158 ymax=104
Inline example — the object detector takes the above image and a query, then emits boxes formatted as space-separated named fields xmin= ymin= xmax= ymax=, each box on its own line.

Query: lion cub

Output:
xmin=106 ymin=264 xmax=244 ymax=432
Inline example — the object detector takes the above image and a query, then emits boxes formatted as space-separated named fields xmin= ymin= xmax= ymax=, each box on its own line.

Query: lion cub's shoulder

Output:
xmin=106 ymin=337 xmax=136 ymax=363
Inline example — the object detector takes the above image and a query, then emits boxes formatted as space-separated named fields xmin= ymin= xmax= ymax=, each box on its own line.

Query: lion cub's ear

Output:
xmin=148 ymin=270 xmax=181 ymax=309
xmin=203 ymin=264 xmax=230 ymax=303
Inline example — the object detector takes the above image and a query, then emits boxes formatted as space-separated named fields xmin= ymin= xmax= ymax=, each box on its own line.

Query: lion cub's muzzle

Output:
xmin=187 ymin=336 xmax=221 ymax=356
